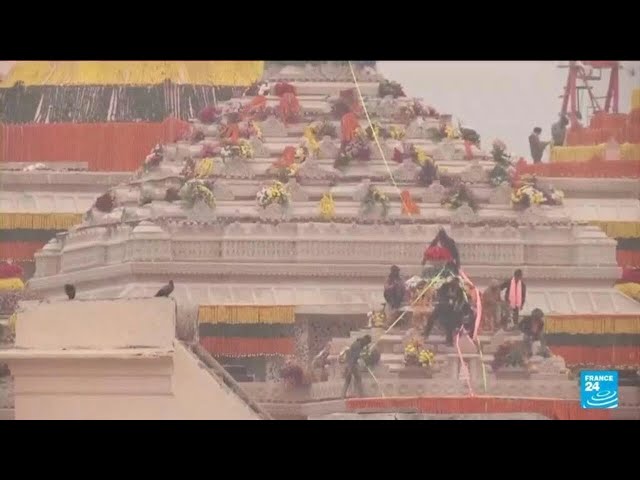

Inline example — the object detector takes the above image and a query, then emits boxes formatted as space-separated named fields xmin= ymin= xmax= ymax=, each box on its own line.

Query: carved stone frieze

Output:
xmin=221 ymin=158 xmax=254 ymax=179
xmin=393 ymin=161 xmax=419 ymax=183
xmin=259 ymin=116 xmax=288 ymax=137
xmin=460 ymin=160 xmax=487 ymax=183
xmin=214 ymin=183 xmax=235 ymax=201
xmin=489 ymin=182 xmax=512 ymax=205
xmin=249 ymin=137 xmax=271 ymax=157
xmin=285 ymin=179 xmax=309 ymax=202
xmin=422 ymin=182 xmax=446 ymax=203
xmin=451 ymin=205 xmax=479 ymax=224
xmin=353 ymin=179 xmax=372 ymax=202
xmin=187 ymin=200 xmax=217 ymax=222
xmin=318 ymin=137 xmax=339 ymax=160
xmin=258 ymin=203 xmax=290 ymax=221
xmin=516 ymin=206 xmax=546 ymax=226
xmin=296 ymin=158 xmax=339 ymax=182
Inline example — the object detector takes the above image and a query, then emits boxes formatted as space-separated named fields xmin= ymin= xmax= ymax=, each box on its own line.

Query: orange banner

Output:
xmin=346 ymin=396 xmax=609 ymax=420
xmin=0 ymin=118 xmax=190 ymax=171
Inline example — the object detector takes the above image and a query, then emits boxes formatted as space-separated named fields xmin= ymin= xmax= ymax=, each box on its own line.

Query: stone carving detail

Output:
xmin=437 ymin=142 xmax=456 ymax=162
xmin=214 ymin=183 xmax=235 ymax=201
xmin=187 ymin=200 xmax=217 ymax=221
xmin=460 ymin=160 xmax=487 ymax=183
xmin=405 ymin=118 xmax=430 ymax=139
xmin=422 ymin=182 xmax=446 ymax=203
xmin=296 ymin=158 xmax=338 ymax=182
xmin=221 ymin=158 xmax=254 ymax=179
xmin=359 ymin=203 xmax=387 ymax=221
xmin=286 ymin=178 xmax=309 ymax=202
xmin=318 ymin=137 xmax=339 ymax=159
xmin=393 ymin=161 xmax=419 ymax=183
xmin=451 ymin=205 xmax=479 ymax=224
xmin=489 ymin=182 xmax=512 ymax=205
xmin=259 ymin=116 xmax=288 ymax=137
xmin=517 ymin=206 xmax=546 ymax=226
xmin=258 ymin=203 xmax=290 ymax=221
xmin=354 ymin=179 xmax=372 ymax=202
xmin=377 ymin=97 xmax=397 ymax=118
xmin=113 ymin=185 xmax=141 ymax=205
xmin=250 ymin=137 xmax=270 ymax=157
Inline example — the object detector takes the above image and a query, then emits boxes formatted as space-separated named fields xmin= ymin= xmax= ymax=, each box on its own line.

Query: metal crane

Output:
xmin=557 ymin=61 xmax=635 ymax=127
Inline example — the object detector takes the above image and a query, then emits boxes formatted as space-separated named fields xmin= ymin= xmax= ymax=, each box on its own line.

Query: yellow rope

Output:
xmin=347 ymin=62 xmax=411 ymax=215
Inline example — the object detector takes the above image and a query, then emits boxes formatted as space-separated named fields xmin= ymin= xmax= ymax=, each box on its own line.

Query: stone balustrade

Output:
xmin=33 ymin=222 xmax=616 ymax=278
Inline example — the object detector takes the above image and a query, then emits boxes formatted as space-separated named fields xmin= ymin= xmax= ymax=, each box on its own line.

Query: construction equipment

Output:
xmin=557 ymin=61 xmax=635 ymax=126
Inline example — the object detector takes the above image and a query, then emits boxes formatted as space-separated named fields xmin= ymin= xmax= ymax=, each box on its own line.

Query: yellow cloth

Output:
xmin=1 ymin=61 xmax=264 ymax=87
xmin=8 ymin=312 xmax=17 ymax=334
xmin=0 ymin=213 xmax=83 ymax=230
xmin=621 ymin=143 xmax=640 ymax=161
xmin=198 ymin=305 xmax=296 ymax=325
xmin=545 ymin=315 xmax=640 ymax=334
xmin=615 ymin=283 xmax=640 ymax=302
xmin=550 ymin=145 xmax=605 ymax=163
xmin=550 ymin=143 xmax=640 ymax=163
xmin=632 ymin=89 xmax=640 ymax=111
xmin=591 ymin=221 xmax=640 ymax=239
xmin=0 ymin=278 xmax=25 ymax=290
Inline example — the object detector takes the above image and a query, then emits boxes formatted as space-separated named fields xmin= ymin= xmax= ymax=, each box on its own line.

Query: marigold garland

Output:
xmin=319 ymin=193 xmax=336 ymax=220
xmin=545 ymin=315 xmax=640 ymax=335
xmin=0 ymin=213 xmax=83 ymax=231
xmin=198 ymin=305 xmax=296 ymax=325
xmin=591 ymin=221 xmax=640 ymax=239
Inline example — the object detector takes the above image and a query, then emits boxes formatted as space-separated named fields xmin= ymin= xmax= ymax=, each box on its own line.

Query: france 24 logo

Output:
xmin=580 ymin=371 xmax=618 ymax=409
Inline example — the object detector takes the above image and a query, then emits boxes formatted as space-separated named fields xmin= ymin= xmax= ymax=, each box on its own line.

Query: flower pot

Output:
xmin=398 ymin=365 xmax=433 ymax=379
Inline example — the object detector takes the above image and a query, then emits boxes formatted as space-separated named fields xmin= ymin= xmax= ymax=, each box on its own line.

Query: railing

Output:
xmin=189 ymin=343 xmax=272 ymax=420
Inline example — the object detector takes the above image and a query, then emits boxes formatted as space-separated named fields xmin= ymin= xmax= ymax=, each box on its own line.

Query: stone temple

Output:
xmin=1 ymin=61 xmax=639 ymax=419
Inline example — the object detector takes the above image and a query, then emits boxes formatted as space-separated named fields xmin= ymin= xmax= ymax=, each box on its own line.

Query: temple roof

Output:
xmin=41 ymin=282 xmax=640 ymax=316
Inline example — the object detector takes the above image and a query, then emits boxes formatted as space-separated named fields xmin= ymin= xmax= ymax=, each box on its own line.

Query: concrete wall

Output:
xmin=1 ymin=298 xmax=260 ymax=420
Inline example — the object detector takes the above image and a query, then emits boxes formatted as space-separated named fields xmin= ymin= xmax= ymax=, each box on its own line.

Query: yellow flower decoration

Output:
xmin=389 ymin=125 xmax=406 ymax=140
xmin=303 ymin=126 xmax=320 ymax=154
xmin=0 ymin=278 xmax=25 ymax=291
xmin=445 ymin=125 xmax=460 ymax=140
xmin=414 ymin=147 xmax=430 ymax=166
xmin=320 ymin=193 xmax=336 ymax=220
xmin=195 ymin=157 xmax=215 ymax=178
xmin=9 ymin=312 xmax=17 ymax=334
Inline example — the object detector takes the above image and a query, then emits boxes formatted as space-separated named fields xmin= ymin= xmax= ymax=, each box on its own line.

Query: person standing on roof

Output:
xmin=551 ymin=115 xmax=570 ymax=147
xmin=528 ymin=127 xmax=549 ymax=164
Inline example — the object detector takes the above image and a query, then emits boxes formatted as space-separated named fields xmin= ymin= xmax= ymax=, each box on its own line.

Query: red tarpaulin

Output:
xmin=550 ymin=345 xmax=640 ymax=368
xmin=346 ymin=396 xmax=610 ymax=420
xmin=0 ymin=118 xmax=190 ymax=172
xmin=516 ymin=158 xmax=640 ymax=178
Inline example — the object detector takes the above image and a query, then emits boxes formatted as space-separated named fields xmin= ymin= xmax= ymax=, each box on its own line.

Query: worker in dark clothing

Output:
xmin=551 ymin=115 xmax=570 ymax=147
xmin=519 ymin=308 xmax=546 ymax=356
xmin=528 ymin=127 xmax=549 ymax=164
xmin=383 ymin=265 xmax=406 ymax=310
xmin=424 ymin=280 xmax=472 ymax=346
xmin=341 ymin=335 xmax=371 ymax=398
xmin=500 ymin=269 xmax=527 ymax=329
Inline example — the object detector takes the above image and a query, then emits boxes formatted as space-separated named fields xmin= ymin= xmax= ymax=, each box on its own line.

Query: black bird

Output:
xmin=64 ymin=284 xmax=76 ymax=300
xmin=155 ymin=280 xmax=174 ymax=298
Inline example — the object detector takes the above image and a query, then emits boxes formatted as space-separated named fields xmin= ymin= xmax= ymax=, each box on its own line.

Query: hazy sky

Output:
xmin=2 ymin=60 xmax=638 ymax=159
xmin=379 ymin=61 xmax=639 ymax=159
